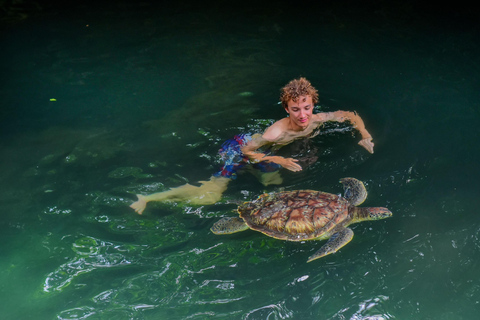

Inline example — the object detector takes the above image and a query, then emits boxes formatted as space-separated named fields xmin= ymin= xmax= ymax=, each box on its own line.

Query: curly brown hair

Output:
xmin=279 ymin=77 xmax=319 ymax=109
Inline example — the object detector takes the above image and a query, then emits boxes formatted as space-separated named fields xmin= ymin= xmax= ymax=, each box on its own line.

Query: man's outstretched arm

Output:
xmin=317 ymin=111 xmax=374 ymax=154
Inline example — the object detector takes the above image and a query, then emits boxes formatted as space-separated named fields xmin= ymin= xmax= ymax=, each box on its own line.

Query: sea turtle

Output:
xmin=211 ymin=177 xmax=392 ymax=262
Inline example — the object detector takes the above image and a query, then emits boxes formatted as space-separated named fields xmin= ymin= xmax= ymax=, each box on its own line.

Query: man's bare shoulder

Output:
xmin=263 ymin=118 xmax=289 ymax=141
xmin=312 ymin=112 xmax=335 ymax=122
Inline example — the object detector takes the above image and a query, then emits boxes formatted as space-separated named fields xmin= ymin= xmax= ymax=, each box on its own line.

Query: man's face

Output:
xmin=286 ymin=95 xmax=314 ymax=130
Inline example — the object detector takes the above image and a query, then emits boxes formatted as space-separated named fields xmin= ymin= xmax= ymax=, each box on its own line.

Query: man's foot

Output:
xmin=259 ymin=171 xmax=283 ymax=186
xmin=130 ymin=194 xmax=147 ymax=214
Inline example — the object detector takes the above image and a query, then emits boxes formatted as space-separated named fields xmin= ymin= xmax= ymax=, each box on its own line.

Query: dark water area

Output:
xmin=1 ymin=1 xmax=480 ymax=319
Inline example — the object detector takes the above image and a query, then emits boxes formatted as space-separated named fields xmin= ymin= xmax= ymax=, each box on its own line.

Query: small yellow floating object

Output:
xmin=50 ymin=98 xmax=57 ymax=102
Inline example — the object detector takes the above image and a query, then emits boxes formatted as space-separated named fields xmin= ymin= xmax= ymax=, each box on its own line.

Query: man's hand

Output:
xmin=273 ymin=156 xmax=302 ymax=172
xmin=358 ymin=137 xmax=374 ymax=154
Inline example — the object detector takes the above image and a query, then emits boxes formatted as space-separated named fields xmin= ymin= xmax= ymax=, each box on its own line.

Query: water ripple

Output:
xmin=43 ymin=236 xmax=134 ymax=293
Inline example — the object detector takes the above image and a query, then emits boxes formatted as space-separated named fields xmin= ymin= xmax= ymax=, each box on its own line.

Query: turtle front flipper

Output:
xmin=340 ymin=177 xmax=367 ymax=206
xmin=307 ymin=227 xmax=354 ymax=262
xmin=211 ymin=217 xmax=249 ymax=235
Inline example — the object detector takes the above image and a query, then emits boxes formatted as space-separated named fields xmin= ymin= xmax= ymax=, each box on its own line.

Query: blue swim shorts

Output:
xmin=213 ymin=134 xmax=281 ymax=179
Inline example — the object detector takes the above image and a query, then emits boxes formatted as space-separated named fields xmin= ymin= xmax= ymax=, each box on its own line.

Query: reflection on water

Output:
xmin=1 ymin=1 xmax=480 ymax=319
xmin=44 ymin=236 xmax=134 ymax=293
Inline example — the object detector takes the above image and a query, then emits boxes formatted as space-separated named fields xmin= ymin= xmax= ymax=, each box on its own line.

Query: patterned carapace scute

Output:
xmin=239 ymin=191 xmax=352 ymax=241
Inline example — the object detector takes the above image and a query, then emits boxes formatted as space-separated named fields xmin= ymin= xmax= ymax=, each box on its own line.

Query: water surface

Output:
xmin=1 ymin=1 xmax=480 ymax=319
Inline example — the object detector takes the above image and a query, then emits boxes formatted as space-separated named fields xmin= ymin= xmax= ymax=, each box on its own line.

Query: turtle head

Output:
xmin=363 ymin=207 xmax=392 ymax=220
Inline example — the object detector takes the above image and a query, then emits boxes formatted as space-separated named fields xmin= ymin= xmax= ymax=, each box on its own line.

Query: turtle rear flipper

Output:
xmin=307 ymin=227 xmax=354 ymax=262
xmin=211 ymin=217 xmax=249 ymax=234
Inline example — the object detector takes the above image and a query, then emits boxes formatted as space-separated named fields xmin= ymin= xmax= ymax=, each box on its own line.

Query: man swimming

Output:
xmin=130 ymin=77 xmax=374 ymax=214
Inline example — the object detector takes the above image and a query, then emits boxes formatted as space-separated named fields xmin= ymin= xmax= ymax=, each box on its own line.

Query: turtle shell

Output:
xmin=238 ymin=190 xmax=352 ymax=241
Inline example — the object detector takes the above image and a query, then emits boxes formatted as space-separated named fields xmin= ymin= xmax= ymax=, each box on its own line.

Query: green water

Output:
xmin=1 ymin=1 xmax=480 ymax=319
